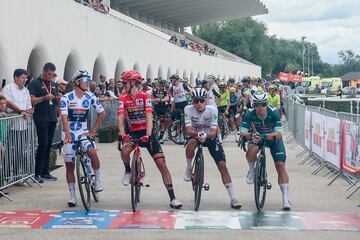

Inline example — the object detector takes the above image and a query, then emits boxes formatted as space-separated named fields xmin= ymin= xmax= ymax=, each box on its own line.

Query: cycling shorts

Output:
xmin=218 ymin=106 xmax=227 ymax=114
xmin=189 ymin=138 xmax=226 ymax=163
xmin=129 ymin=130 xmax=164 ymax=160
xmin=248 ymin=137 xmax=286 ymax=162
xmin=63 ymin=137 xmax=95 ymax=163
xmin=228 ymin=106 xmax=238 ymax=117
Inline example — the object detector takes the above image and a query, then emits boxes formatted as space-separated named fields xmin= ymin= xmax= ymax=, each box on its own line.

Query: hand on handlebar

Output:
xmin=197 ymin=131 xmax=207 ymax=143
xmin=121 ymin=134 xmax=130 ymax=142
xmin=141 ymin=135 xmax=150 ymax=143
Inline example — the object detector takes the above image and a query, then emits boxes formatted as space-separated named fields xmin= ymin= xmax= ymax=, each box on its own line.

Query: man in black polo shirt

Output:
xmin=28 ymin=62 xmax=60 ymax=182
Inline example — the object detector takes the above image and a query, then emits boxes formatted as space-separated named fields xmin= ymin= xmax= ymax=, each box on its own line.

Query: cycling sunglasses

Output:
xmin=254 ymin=102 xmax=267 ymax=108
xmin=80 ymin=77 xmax=91 ymax=83
xmin=193 ymin=98 xmax=206 ymax=104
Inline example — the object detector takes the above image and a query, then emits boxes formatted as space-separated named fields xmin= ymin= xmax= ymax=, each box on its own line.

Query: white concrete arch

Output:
xmin=0 ymin=44 xmax=10 ymax=83
xmin=203 ymin=73 xmax=207 ymax=80
xmin=158 ymin=65 xmax=164 ymax=79
xmin=146 ymin=64 xmax=154 ymax=81
xmin=222 ymin=74 xmax=226 ymax=81
xmin=176 ymin=69 xmax=180 ymax=75
xmin=190 ymin=71 xmax=195 ymax=85
xmin=182 ymin=70 xmax=188 ymax=79
xmin=197 ymin=72 xmax=201 ymax=80
xmin=133 ymin=62 xmax=141 ymax=73
xmin=167 ymin=67 xmax=172 ymax=79
xmin=92 ymin=56 xmax=107 ymax=83
xmin=114 ymin=59 xmax=125 ymax=82
xmin=63 ymin=50 xmax=82 ymax=82
xmin=26 ymin=45 xmax=50 ymax=79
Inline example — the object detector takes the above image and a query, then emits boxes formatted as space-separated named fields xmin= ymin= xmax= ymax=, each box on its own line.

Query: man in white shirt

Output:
xmin=1 ymin=69 xmax=33 ymax=182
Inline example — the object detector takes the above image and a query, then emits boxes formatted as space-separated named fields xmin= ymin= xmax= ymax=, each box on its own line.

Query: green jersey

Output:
xmin=241 ymin=106 xmax=283 ymax=134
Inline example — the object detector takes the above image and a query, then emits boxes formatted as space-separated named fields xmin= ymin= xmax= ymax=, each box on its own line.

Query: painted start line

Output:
xmin=0 ymin=210 xmax=359 ymax=230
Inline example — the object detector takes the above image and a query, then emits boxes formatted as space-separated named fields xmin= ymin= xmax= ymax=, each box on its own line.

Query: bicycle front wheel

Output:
xmin=76 ymin=156 xmax=91 ymax=211
xmin=168 ymin=120 xmax=185 ymax=145
xmin=192 ymin=150 xmax=204 ymax=211
xmin=131 ymin=154 xmax=141 ymax=212
xmin=254 ymin=154 xmax=267 ymax=211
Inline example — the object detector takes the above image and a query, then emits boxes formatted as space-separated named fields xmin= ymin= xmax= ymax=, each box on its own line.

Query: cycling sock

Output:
xmin=159 ymin=131 xmax=164 ymax=139
xmin=280 ymin=183 xmax=289 ymax=202
xmin=248 ymin=161 xmax=255 ymax=172
xmin=94 ymin=169 xmax=101 ymax=181
xmin=124 ymin=164 xmax=131 ymax=173
xmin=68 ymin=182 xmax=76 ymax=198
xmin=186 ymin=158 xmax=192 ymax=169
xmin=165 ymin=184 xmax=176 ymax=201
xmin=225 ymin=183 xmax=236 ymax=200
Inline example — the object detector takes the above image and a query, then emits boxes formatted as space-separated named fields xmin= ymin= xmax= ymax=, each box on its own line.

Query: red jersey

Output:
xmin=118 ymin=91 xmax=153 ymax=132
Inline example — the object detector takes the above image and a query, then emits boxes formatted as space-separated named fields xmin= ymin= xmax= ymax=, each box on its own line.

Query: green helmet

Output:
xmin=181 ymin=77 xmax=189 ymax=83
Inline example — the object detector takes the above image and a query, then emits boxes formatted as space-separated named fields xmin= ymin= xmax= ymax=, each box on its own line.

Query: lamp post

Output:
xmin=308 ymin=44 xmax=310 ymax=76
xmin=301 ymin=36 xmax=306 ymax=75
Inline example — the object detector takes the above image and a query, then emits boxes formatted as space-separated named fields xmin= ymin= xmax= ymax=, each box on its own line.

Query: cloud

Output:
xmin=255 ymin=0 xmax=360 ymax=63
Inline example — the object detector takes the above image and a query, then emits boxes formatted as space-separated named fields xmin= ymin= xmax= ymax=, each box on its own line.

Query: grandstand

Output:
xmin=0 ymin=0 xmax=267 ymax=84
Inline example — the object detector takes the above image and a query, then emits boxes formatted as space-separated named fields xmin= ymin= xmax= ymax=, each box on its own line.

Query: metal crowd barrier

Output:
xmin=285 ymin=95 xmax=360 ymax=199
xmin=0 ymin=114 xmax=41 ymax=201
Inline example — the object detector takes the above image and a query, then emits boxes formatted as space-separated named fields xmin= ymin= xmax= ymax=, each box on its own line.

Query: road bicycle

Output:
xmin=168 ymin=110 xmax=186 ymax=145
xmin=74 ymin=137 xmax=99 ymax=211
xmin=190 ymin=139 xmax=210 ymax=211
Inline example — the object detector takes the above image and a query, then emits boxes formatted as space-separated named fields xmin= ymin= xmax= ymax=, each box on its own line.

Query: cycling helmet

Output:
xmin=236 ymin=82 xmax=242 ymax=88
xmin=228 ymin=78 xmax=235 ymax=84
xmin=218 ymin=81 xmax=226 ymax=88
xmin=72 ymin=69 xmax=91 ymax=82
xmin=191 ymin=87 xmax=208 ymax=99
xmin=158 ymin=78 xmax=166 ymax=85
xmin=241 ymin=76 xmax=251 ymax=83
xmin=229 ymin=87 xmax=236 ymax=93
xmin=170 ymin=74 xmax=180 ymax=80
xmin=269 ymin=85 xmax=278 ymax=91
xmin=181 ymin=77 xmax=189 ymax=83
xmin=121 ymin=70 xmax=142 ymax=83
xmin=253 ymin=91 xmax=268 ymax=104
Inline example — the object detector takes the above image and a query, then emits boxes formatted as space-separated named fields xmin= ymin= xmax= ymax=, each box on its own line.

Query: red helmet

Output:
xmin=121 ymin=70 xmax=142 ymax=83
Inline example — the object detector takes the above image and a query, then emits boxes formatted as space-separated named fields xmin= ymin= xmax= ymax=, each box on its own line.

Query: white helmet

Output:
xmin=253 ymin=91 xmax=268 ymax=103
xmin=191 ymin=87 xmax=208 ymax=99
xmin=72 ymin=69 xmax=90 ymax=82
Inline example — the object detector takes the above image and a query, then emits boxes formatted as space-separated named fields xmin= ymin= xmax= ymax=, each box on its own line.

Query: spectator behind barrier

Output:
xmin=90 ymin=0 xmax=109 ymax=14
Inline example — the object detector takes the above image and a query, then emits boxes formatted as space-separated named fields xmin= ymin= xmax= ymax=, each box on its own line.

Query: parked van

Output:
xmin=320 ymin=78 xmax=343 ymax=94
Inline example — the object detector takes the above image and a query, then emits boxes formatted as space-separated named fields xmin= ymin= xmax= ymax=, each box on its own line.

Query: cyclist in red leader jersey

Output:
xmin=117 ymin=70 xmax=183 ymax=209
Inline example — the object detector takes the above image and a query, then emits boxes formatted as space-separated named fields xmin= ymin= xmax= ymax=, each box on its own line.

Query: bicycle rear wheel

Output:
xmin=192 ymin=150 xmax=204 ymax=211
xmin=168 ymin=120 xmax=184 ymax=145
xmin=254 ymin=154 xmax=267 ymax=211
xmin=131 ymin=154 xmax=141 ymax=212
xmin=76 ymin=156 xmax=91 ymax=211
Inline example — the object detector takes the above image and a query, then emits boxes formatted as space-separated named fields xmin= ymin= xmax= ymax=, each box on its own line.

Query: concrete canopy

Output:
xmin=111 ymin=0 xmax=268 ymax=27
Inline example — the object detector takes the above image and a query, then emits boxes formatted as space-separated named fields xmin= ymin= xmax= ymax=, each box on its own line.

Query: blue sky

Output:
xmin=255 ymin=0 xmax=360 ymax=64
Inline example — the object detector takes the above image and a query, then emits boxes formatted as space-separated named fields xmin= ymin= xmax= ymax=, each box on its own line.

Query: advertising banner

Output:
xmin=278 ymin=72 xmax=303 ymax=83
xmin=304 ymin=110 xmax=311 ymax=149
xmin=324 ymin=116 xmax=341 ymax=168
xmin=311 ymin=112 xmax=325 ymax=159
xmin=341 ymin=120 xmax=360 ymax=174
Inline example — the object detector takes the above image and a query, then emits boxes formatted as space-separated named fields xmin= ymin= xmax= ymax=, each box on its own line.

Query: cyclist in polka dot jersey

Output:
xmin=60 ymin=70 xmax=106 ymax=207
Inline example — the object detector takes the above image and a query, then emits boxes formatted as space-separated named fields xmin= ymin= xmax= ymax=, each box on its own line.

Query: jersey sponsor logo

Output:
xmin=69 ymin=102 xmax=77 ymax=107
xmin=136 ymin=99 xmax=144 ymax=106
xmin=60 ymin=100 xmax=67 ymax=108
xmin=82 ymin=100 xmax=90 ymax=108
xmin=145 ymin=99 xmax=151 ymax=106
xmin=191 ymin=116 xmax=199 ymax=122
xmin=118 ymin=101 xmax=124 ymax=108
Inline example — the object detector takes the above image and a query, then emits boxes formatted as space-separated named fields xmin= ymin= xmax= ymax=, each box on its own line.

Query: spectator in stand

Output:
xmin=98 ymin=74 xmax=108 ymax=88
xmin=204 ymin=43 xmax=209 ymax=53
xmin=98 ymin=84 xmax=108 ymax=99
xmin=90 ymin=0 xmax=109 ymax=14
xmin=28 ymin=63 xmax=59 ymax=183
xmin=108 ymin=78 xmax=115 ymax=88
xmin=89 ymin=80 xmax=97 ymax=93
xmin=94 ymin=86 xmax=101 ymax=98
xmin=169 ymin=35 xmax=177 ymax=44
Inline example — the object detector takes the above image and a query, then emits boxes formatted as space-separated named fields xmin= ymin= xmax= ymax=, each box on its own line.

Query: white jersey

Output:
xmin=184 ymin=105 xmax=218 ymax=134
xmin=172 ymin=83 xmax=187 ymax=103
xmin=206 ymin=84 xmax=219 ymax=107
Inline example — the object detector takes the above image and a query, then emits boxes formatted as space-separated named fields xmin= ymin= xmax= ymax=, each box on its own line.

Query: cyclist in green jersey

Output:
xmin=216 ymin=81 xmax=230 ymax=115
xmin=240 ymin=91 xmax=291 ymax=210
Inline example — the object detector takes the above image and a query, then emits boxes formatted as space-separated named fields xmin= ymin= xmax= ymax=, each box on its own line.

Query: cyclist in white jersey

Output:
xmin=60 ymin=70 xmax=106 ymax=207
xmin=183 ymin=88 xmax=242 ymax=209
xmin=169 ymin=74 xmax=190 ymax=120
xmin=202 ymin=75 xmax=219 ymax=107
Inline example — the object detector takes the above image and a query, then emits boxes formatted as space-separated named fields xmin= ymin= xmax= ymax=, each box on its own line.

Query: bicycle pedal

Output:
xmin=266 ymin=182 xmax=272 ymax=190
xmin=203 ymin=183 xmax=210 ymax=191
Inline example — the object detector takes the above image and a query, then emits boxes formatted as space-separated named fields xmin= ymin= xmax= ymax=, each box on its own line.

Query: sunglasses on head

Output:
xmin=254 ymin=102 xmax=267 ymax=108
xmin=193 ymin=98 xmax=206 ymax=104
